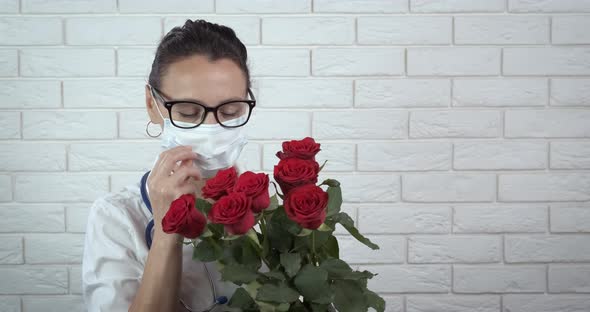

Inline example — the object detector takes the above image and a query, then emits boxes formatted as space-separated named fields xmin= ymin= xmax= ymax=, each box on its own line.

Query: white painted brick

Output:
xmin=0 ymin=49 xmax=17 ymax=76
xmin=410 ymin=110 xmax=501 ymax=138
xmin=23 ymin=111 xmax=117 ymax=140
xmin=110 ymin=172 xmax=143 ymax=193
xmin=25 ymin=234 xmax=84 ymax=264
xmin=454 ymin=265 xmax=546 ymax=293
xmin=319 ymin=173 xmax=400 ymax=203
xmin=313 ymin=110 xmax=407 ymax=139
xmin=0 ymin=143 xmax=65 ymax=171
xmin=455 ymin=16 xmax=549 ymax=44
xmin=314 ymin=0 xmax=406 ymax=12
xmin=0 ymin=204 xmax=64 ymax=232
xmin=20 ymin=48 xmax=115 ymax=77
xmin=339 ymin=235 xmax=405 ymax=264
xmin=549 ymin=265 xmax=590 ymax=293
xmin=69 ymin=142 xmax=160 ymax=171
xmin=551 ymin=79 xmax=590 ymax=107
xmin=262 ymin=17 xmax=354 ymax=45
xmin=248 ymin=111 xmax=310 ymax=139
xmin=313 ymin=48 xmax=404 ymax=76
xmin=408 ymin=47 xmax=500 ymax=76
xmin=15 ymin=174 xmax=109 ymax=203
xmin=117 ymin=48 xmax=155 ymax=77
xmin=118 ymin=110 xmax=152 ymax=139
xmin=454 ymin=141 xmax=547 ymax=170
xmin=165 ymin=17 xmax=260 ymax=45
xmin=65 ymin=205 xmax=90 ymax=233
xmin=358 ymin=142 xmax=451 ymax=171
xmin=0 ymin=267 xmax=67 ymax=294
xmin=119 ymin=0 xmax=213 ymax=13
xmin=262 ymin=142 xmax=354 ymax=172
xmin=63 ymin=79 xmax=144 ymax=108
xmin=409 ymin=235 xmax=500 ymax=264
xmin=23 ymin=296 xmax=84 ymax=312
xmin=453 ymin=78 xmax=547 ymax=107
xmin=0 ymin=0 xmax=18 ymax=13
xmin=553 ymin=16 xmax=590 ymax=44
xmin=66 ymin=17 xmax=161 ymax=45
xmin=506 ymin=235 xmax=590 ymax=263
xmin=382 ymin=296 xmax=403 ymax=312
xmin=358 ymin=16 xmax=451 ymax=44
xmin=505 ymin=109 xmax=590 ymax=138
xmin=403 ymin=173 xmax=496 ymax=202
xmin=499 ymin=173 xmax=590 ymax=202
xmin=454 ymin=205 xmax=547 ymax=233
xmin=22 ymin=0 xmax=116 ymax=13
xmin=509 ymin=0 xmax=590 ymax=12
xmin=217 ymin=0 xmax=310 ymax=13
xmin=0 ymin=175 xmax=12 ymax=202
xmin=406 ymin=295 xmax=500 ymax=312
xmin=358 ymin=205 xmax=451 ymax=234
xmin=250 ymin=49 xmax=310 ymax=77
xmin=411 ymin=0 xmax=505 ymax=12
xmin=503 ymin=295 xmax=590 ymax=312
xmin=355 ymin=79 xmax=450 ymax=108
xmin=361 ymin=265 xmax=450 ymax=293
xmin=0 ymin=112 xmax=20 ymax=139
xmin=70 ymin=266 xmax=82 ymax=294
xmin=256 ymin=79 xmax=351 ymax=108
xmin=551 ymin=205 xmax=590 ymax=233
xmin=0 ymin=236 xmax=22 ymax=264
xmin=0 ymin=80 xmax=61 ymax=109
xmin=0 ymin=17 xmax=62 ymax=45
xmin=504 ymin=48 xmax=590 ymax=75
xmin=551 ymin=142 xmax=590 ymax=169
xmin=0 ymin=296 xmax=19 ymax=312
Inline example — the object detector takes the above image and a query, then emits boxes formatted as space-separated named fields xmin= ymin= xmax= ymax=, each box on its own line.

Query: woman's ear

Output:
xmin=145 ymin=85 xmax=159 ymax=123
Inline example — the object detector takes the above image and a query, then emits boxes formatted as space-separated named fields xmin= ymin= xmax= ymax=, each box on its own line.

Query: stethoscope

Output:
xmin=140 ymin=171 xmax=228 ymax=312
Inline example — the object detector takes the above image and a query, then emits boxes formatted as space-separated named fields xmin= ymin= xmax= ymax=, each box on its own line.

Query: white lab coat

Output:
xmin=82 ymin=160 xmax=248 ymax=312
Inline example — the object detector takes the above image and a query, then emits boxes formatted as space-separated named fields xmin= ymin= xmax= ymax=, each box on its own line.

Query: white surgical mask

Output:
xmin=152 ymin=97 xmax=249 ymax=178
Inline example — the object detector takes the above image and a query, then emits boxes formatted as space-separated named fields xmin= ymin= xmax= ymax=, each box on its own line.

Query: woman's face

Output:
xmin=145 ymin=54 xmax=248 ymax=126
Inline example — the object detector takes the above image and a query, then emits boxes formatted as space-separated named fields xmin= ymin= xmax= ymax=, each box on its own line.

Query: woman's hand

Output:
xmin=147 ymin=146 xmax=202 ymax=238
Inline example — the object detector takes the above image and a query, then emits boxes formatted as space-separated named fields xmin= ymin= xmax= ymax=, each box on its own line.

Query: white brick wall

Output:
xmin=0 ymin=0 xmax=589 ymax=311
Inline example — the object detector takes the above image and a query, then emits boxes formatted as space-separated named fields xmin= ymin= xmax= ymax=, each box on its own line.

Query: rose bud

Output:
xmin=273 ymin=158 xmax=319 ymax=195
xmin=233 ymin=171 xmax=270 ymax=213
xmin=202 ymin=166 xmax=238 ymax=200
xmin=162 ymin=194 xmax=207 ymax=239
xmin=276 ymin=137 xmax=321 ymax=161
xmin=284 ymin=184 xmax=329 ymax=230
xmin=208 ymin=192 xmax=255 ymax=235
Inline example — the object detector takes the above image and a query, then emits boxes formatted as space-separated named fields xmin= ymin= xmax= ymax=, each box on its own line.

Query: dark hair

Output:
xmin=148 ymin=19 xmax=251 ymax=91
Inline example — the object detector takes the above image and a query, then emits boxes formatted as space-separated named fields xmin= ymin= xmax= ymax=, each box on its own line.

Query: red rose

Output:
xmin=233 ymin=171 xmax=270 ymax=213
xmin=273 ymin=158 xmax=320 ymax=195
xmin=276 ymin=137 xmax=321 ymax=161
xmin=284 ymin=184 xmax=328 ymax=230
xmin=208 ymin=192 xmax=255 ymax=235
xmin=162 ymin=194 xmax=207 ymax=239
xmin=202 ymin=166 xmax=238 ymax=200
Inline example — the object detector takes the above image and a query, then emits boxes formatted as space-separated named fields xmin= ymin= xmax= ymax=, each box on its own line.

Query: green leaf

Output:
xmin=200 ymin=227 xmax=213 ymax=238
xmin=332 ymin=280 xmax=368 ymax=312
xmin=297 ymin=228 xmax=313 ymax=237
xmin=270 ymin=182 xmax=285 ymax=200
xmin=220 ymin=237 xmax=261 ymax=271
xmin=365 ymin=289 xmax=386 ymax=312
xmin=261 ymin=270 xmax=287 ymax=282
xmin=317 ymin=223 xmax=333 ymax=232
xmin=293 ymin=264 xmax=332 ymax=304
xmin=256 ymin=283 xmax=300 ymax=304
xmin=320 ymin=179 xmax=340 ymax=188
xmin=330 ymin=212 xmax=379 ymax=250
xmin=280 ymin=252 xmax=302 ymax=278
xmin=320 ymin=258 xmax=375 ymax=281
xmin=267 ymin=208 xmax=296 ymax=252
xmin=266 ymin=194 xmax=279 ymax=211
xmin=220 ymin=264 xmax=259 ymax=285
xmin=228 ymin=287 xmax=258 ymax=310
xmin=195 ymin=198 xmax=213 ymax=215
xmin=193 ymin=238 xmax=223 ymax=262
xmin=318 ymin=159 xmax=328 ymax=172
xmin=323 ymin=235 xmax=339 ymax=259
xmin=325 ymin=185 xmax=342 ymax=217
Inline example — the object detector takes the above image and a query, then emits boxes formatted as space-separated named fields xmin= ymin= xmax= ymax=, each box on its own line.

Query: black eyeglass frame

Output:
xmin=148 ymin=84 xmax=256 ymax=129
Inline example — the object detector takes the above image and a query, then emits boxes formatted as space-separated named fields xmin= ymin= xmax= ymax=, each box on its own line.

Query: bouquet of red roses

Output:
xmin=162 ymin=137 xmax=385 ymax=312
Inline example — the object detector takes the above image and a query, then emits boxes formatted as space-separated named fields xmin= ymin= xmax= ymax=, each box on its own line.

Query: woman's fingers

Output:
xmin=153 ymin=146 xmax=197 ymax=178
xmin=172 ymin=165 xmax=202 ymax=184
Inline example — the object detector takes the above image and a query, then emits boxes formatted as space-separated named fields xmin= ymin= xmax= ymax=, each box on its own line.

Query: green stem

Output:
xmin=311 ymin=231 xmax=317 ymax=266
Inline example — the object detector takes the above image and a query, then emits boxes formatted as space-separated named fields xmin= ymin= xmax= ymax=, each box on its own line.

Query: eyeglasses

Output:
xmin=148 ymin=85 xmax=256 ymax=129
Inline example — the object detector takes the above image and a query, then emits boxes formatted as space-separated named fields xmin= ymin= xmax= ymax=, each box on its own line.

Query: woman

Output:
xmin=82 ymin=19 xmax=255 ymax=312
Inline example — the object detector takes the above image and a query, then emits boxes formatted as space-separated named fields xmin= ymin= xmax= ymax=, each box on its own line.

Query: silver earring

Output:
xmin=146 ymin=121 xmax=162 ymax=138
